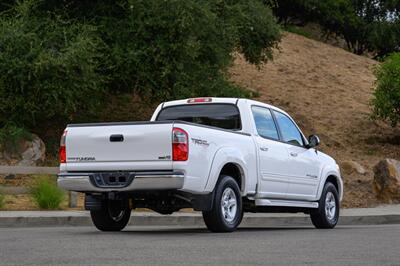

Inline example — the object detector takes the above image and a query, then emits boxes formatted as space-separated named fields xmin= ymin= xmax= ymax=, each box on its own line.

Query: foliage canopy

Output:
xmin=0 ymin=0 xmax=280 ymax=145
xmin=272 ymin=0 xmax=400 ymax=57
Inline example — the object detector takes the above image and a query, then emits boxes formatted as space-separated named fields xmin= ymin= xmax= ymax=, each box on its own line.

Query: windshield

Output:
xmin=156 ymin=104 xmax=241 ymax=130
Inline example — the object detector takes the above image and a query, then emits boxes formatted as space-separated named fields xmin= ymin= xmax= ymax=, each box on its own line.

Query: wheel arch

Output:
xmin=317 ymin=167 xmax=343 ymax=202
xmin=204 ymin=147 xmax=249 ymax=196
xmin=219 ymin=163 xmax=245 ymax=193
xmin=326 ymin=175 xmax=339 ymax=193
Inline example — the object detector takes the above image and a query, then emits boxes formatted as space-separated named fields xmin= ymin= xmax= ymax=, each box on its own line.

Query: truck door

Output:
xmin=272 ymin=110 xmax=321 ymax=200
xmin=251 ymin=106 xmax=290 ymax=199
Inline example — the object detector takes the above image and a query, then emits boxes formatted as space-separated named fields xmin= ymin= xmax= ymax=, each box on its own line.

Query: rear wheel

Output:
xmin=90 ymin=199 xmax=131 ymax=231
xmin=310 ymin=182 xmax=340 ymax=229
xmin=202 ymin=175 xmax=243 ymax=232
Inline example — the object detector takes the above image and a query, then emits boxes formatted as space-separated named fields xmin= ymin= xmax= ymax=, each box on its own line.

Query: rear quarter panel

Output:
xmin=173 ymin=122 xmax=257 ymax=195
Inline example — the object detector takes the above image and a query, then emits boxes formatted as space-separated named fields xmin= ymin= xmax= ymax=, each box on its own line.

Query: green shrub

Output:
xmin=372 ymin=53 xmax=400 ymax=127
xmin=0 ymin=0 xmax=105 ymax=130
xmin=31 ymin=178 xmax=64 ymax=209
xmin=0 ymin=192 xmax=5 ymax=209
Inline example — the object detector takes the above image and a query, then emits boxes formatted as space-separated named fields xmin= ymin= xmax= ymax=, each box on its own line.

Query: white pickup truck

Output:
xmin=58 ymin=97 xmax=343 ymax=232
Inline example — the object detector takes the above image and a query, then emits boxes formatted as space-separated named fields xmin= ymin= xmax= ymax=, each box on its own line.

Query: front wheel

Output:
xmin=310 ymin=182 xmax=340 ymax=229
xmin=90 ymin=199 xmax=131 ymax=231
xmin=202 ymin=175 xmax=243 ymax=232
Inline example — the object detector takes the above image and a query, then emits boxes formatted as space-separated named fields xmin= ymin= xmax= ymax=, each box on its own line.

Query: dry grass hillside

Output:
xmin=229 ymin=32 xmax=400 ymax=208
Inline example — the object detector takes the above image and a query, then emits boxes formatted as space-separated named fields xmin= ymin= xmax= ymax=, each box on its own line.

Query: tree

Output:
xmin=316 ymin=0 xmax=400 ymax=55
xmin=269 ymin=0 xmax=318 ymax=26
xmin=0 ymin=0 xmax=281 ymax=144
xmin=0 ymin=1 xmax=104 ymax=130
xmin=272 ymin=0 xmax=400 ymax=56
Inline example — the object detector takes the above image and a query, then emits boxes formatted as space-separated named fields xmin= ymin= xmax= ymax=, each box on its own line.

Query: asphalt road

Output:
xmin=0 ymin=225 xmax=399 ymax=266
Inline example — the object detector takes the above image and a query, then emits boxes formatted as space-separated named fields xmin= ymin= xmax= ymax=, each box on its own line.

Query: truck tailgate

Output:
xmin=64 ymin=122 xmax=173 ymax=171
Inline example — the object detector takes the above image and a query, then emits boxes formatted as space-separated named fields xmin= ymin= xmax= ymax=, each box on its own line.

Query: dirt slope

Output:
xmin=229 ymin=32 xmax=400 ymax=208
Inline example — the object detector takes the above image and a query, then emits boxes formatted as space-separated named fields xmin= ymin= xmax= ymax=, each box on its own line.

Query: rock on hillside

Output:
xmin=0 ymin=134 xmax=46 ymax=166
xmin=373 ymin=159 xmax=400 ymax=202
xmin=230 ymin=32 xmax=400 ymax=208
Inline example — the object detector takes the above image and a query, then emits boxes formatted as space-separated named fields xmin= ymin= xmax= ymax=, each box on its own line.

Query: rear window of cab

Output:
xmin=156 ymin=104 xmax=241 ymax=130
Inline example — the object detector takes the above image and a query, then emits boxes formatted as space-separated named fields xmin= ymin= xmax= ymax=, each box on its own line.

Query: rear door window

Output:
xmin=251 ymin=106 xmax=279 ymax=140
xmin=156 ymin=104 xmax=241 ymax=130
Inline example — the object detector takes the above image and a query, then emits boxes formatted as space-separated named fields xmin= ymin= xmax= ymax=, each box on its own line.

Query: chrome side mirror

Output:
xmin=308 ymin=135 xmax=320 ymax=148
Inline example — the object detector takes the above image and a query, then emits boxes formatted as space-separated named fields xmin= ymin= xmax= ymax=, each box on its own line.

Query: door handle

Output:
xmin=290 ymin=152 xmax=298 ymax=157
xmin=260 ymin=147 xmax=269 ymax=152
xmin=110 ymin=134 xmax=124 ymax=142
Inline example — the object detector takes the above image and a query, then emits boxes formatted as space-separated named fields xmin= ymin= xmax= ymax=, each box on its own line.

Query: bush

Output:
xmin=0 ymin=192 xmax=5 ymax=209
xmin=0 ymin=0 xmax=105 ymax=131
xmin=372 ymin=53 xmax=400 ymax=127
xmin=31 ymin=178 xmax=64 ymax=209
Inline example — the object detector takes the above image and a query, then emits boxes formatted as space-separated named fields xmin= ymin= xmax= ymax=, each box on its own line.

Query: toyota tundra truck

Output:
xmin=58 ymin=97 xmax=343 ymax=232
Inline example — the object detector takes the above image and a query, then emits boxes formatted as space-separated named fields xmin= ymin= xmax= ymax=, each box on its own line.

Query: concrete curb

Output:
xmin=1 ymin=206 xmax=400 ymax=228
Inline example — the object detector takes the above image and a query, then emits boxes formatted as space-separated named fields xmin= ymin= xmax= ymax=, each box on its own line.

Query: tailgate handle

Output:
xmin=110 ymin=134 xmax=124 ymax=142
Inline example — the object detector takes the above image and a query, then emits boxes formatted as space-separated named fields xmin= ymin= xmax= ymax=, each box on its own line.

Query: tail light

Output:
xmin=59 ymin=130 xmax=67 ymax=163
xmin=172 ymin=127 xmax=188 ymax=161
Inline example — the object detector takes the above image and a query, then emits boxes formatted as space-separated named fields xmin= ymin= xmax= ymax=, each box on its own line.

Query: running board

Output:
xmin=255 ymin=199 xmax=319 ymax=208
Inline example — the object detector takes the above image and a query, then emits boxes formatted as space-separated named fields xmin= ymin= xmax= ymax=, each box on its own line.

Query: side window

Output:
xmin=251 ymin=106 xmax=279 ymax=140
xmin=273 ymin=111 xmax=304 ymax=147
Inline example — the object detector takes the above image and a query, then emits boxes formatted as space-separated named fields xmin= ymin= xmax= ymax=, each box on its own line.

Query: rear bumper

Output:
xmin=57 ymin=171 xmax=184 ymax=192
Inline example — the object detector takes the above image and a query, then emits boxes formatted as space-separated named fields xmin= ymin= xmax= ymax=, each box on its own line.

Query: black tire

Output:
xmin=310 ymin=182 xmax=340 ymax=229
xmin=202 ymin=175 xmax=243 ymax=232
xmin=90 ymin=199 xmax=131 ymax=231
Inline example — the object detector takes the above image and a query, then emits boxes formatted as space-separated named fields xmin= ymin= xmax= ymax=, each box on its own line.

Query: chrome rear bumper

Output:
xmin=57 ymin=171 xmax=184 ymax=192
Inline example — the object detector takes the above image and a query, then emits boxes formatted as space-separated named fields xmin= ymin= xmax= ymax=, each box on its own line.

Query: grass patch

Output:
xmin=285 ymin=25 xmax=313 ymax=39
xmin=31 ymin=177 xmax=64 ymax=210
xmin=0 ymin=192 xmax=5 ymax=209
